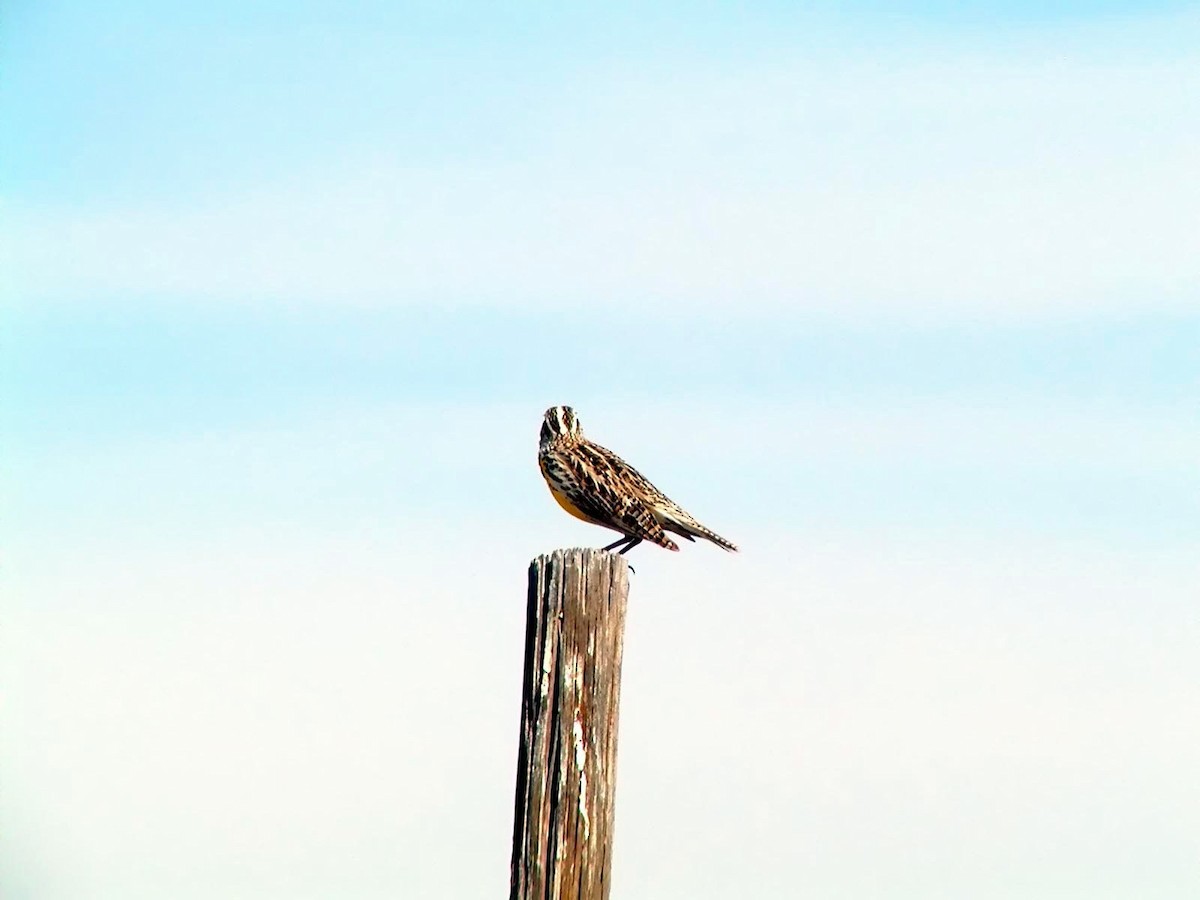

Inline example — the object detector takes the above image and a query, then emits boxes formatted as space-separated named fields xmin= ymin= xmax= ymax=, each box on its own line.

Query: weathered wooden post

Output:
xmin=510 ymin=548 xmax=631 ymax=900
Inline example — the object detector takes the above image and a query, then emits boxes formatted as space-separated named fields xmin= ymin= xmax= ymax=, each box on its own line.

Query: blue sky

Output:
xmin=4 ymin=3 xmax=1199 ymax=899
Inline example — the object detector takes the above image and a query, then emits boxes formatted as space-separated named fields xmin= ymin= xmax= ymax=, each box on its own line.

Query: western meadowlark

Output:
xmin=538 ymin=405 xmax=738 ymax=555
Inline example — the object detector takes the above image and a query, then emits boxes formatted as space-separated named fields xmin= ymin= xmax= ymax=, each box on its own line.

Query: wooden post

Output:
xmin=510 ymin=548 xmax=631 ymax=900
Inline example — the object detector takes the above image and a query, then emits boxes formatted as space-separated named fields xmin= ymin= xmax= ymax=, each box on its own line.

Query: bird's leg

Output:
xmin=620 ymin=537 xmax=644 ymax=573
xmin=600 ymin=536 xmax=640 ymax=573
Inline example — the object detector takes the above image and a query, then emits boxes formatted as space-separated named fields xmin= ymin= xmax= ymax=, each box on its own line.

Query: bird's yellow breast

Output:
xmin=540 ymin=457 xmax=598 ymax=524
xmin=549 ymin=484 xmax=596 ymax=523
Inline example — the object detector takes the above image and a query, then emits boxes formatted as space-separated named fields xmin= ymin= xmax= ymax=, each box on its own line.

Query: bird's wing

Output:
xmin=588 ymin=443 xmax=739 ymax=552
xmin=572 ymin=442 xmax=678 ymax=545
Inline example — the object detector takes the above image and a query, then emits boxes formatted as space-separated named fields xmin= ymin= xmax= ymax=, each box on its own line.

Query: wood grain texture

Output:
xmin=510 ymin=548 xmax=631 ymax=900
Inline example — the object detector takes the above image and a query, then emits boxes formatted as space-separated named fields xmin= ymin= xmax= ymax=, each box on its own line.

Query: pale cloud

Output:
xmin=4 ymin=524 xmax=1197 ymax=899
xmin=6 ymin=390 xmax=1196 ymax=898
xmin=8 ymin=40 xmax=1198 ymax=322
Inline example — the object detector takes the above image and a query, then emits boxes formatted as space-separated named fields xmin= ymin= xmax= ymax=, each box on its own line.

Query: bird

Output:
xmin=538 ymin=405 xmax=738 ymax=555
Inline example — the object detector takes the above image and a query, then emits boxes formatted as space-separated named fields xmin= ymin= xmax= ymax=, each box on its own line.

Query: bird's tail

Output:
xmin=664 ymin=513 xmax=738 ymax=552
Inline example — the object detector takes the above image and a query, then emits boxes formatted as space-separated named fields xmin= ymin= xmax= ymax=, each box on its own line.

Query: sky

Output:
xmin=3 ymin=2 xmax=1199 ymax=898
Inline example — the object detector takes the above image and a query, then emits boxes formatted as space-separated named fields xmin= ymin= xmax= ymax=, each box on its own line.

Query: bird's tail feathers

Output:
xmin=663 ymin=514 xmax=738 ymax=552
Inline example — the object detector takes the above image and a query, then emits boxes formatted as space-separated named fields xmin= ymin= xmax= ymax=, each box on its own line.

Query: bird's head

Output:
xmin=540 ymin=405 xmax=583 ymax=449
